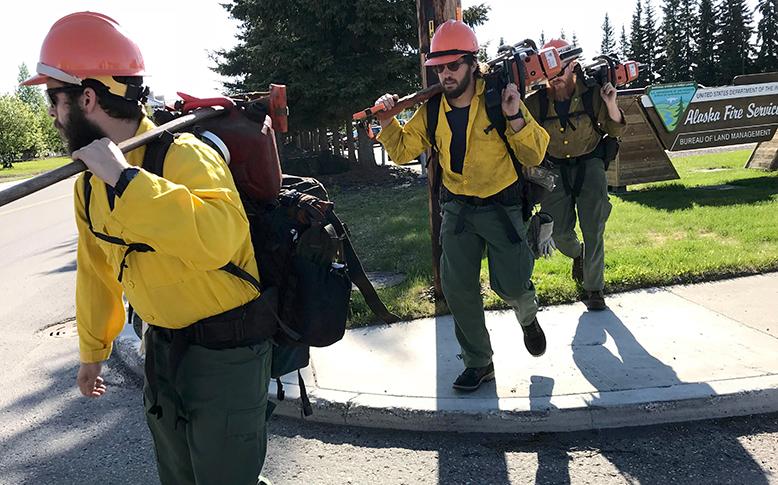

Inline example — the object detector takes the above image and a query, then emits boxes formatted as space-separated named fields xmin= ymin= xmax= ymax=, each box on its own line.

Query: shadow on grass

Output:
xmin=617 ymin=176 xmax=778 ymax=212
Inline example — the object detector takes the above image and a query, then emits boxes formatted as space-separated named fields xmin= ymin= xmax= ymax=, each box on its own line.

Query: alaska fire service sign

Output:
xmin=642 ymin=80 xmax=778 ymax=151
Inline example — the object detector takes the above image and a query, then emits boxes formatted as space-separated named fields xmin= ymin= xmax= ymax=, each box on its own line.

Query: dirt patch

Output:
xmin=317 ymin=164 xmax=424 ymax=192
xmin=646 ymin=230 xmax=686 ymax=244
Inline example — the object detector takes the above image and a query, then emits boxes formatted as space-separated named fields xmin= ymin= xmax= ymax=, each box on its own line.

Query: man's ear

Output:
xmin=80 ymin=87 xmax=99 ymax=114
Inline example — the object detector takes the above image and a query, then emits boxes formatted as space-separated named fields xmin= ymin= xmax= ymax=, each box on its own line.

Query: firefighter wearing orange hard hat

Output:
xmin=524 ymin=38 xmax=628 ymax=311
xmin=423 ymin=19 xmax=480 ymax=66
xmin=374 ymin=19 xmax=551 ymax=392
xmin=22 ymin=11 xmax=149 ymax=103
xmin=24 ymin=12 xmax=274 ymax=484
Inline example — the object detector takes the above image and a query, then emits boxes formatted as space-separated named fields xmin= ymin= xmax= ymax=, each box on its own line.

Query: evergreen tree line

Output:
xmin=602 ymin=0 xmax=778 ymax=87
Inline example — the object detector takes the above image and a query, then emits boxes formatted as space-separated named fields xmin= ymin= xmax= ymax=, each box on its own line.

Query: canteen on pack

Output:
xmin=153 ymin=84 xmax=288 ymax=203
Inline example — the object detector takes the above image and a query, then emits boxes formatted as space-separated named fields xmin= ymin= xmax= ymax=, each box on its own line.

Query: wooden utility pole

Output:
xmin=416 ymin=0 xmax=460 ymax=304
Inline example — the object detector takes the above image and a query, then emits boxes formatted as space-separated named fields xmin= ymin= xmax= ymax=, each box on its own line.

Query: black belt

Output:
xmin=547 ymin=143 xmax=605 ymax=199
xmin=145 ymin=291 xmax=279 ymax=420
xmin=440 ymin=185 xmax=522 ymax=244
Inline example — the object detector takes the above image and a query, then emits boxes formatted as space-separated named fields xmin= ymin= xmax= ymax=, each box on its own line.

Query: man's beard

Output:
xmin=55 ymin=103 xmax=108 ymax=155
xmin=442 ymin=72 xmax=472 ymax=101
xmin=548 ymin=75 xmax=576 ymax=102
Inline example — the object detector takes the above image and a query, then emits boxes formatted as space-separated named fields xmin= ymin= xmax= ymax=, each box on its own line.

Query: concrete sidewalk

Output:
xmin=114 ymin=273 xmax=778 ymax=433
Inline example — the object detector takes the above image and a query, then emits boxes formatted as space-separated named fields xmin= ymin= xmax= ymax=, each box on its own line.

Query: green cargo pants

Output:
xmin=440 ymin=199 xmax=538 ymax=369
xmin=541 ymin=157 xmax=613 ymax=292
xmin=143 ymin=328 xmax=272 ymax=485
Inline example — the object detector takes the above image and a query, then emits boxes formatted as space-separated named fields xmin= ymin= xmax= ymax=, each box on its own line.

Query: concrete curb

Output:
xmin=113 ymin=327 xmax=144 ymax=379
xmin=111 ymin=274 xmax=778 ymax=434
xmin=270 ymin=375 xmax=778 ymax=433
xmin=114 ymin=332 xmax=778 ymax=433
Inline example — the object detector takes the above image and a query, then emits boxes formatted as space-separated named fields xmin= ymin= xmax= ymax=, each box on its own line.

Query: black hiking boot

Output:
xmin=522 ymin=318 xmax=546 ymax=357
xmin=572 ymin=244 xmax=584 ymax=285
xmin=582 ymin=290 xmax=607 ymax=311
xmin=452 ymin=363 xmax=495 ymax=391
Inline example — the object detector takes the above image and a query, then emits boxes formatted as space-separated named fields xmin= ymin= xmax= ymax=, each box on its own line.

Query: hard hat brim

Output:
xmin=424 ymin=53 xmax=468 ymax=66
xmin=20 ymin=73 xmax=48 ymax=86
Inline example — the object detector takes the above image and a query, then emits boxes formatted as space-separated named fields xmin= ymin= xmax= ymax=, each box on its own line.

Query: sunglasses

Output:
xmin=45 ymin=86 xmax=84 ymax=107
xmin=432 ymin=58 xmax=468 ymax=74
xmin=550 ymin=62 xmax=574 ymax=81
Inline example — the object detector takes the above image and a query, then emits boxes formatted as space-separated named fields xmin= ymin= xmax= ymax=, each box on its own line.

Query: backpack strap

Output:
xmin=482 ymin=76 xmax=534 ymax=222
xmin=482 ymin=76 xmax=523 ymax=179
xmin=141 ymin=130 xmax=175 ymax=177
xmin=582 ymin=87 xmax=607 ymax=137
xmin=325 ymin=212 xmax=400 ymax=324
xmin=425 ymin=91 xmax=444 ymax=201
xmin=426 ymin=93 xmax=442 ymax=154
xmin=83 ymin=173 xmax=155 ymax=283
xmin=538 ymin=87 xmax=549 ymax=125
xmin=140 ymin=131 xmax=263 ymax=294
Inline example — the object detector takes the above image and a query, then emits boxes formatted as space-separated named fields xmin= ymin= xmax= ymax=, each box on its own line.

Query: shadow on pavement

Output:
xmin=559 ymin=308 xmax=771 ymax=485
xmin=265 ymin=307 xmax=774 ymax=484
xmin=40 ymin=258 xmax=77 ymax=275
xmin=435 ymin=314 xmax=509 ymax=484
xmin=0 ymin=355 xmax=157 ymax=485
xmin=530 ymin=376 xmax=571 ymax=485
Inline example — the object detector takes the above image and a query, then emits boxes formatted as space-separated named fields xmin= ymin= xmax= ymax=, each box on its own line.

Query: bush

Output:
xmin=0 ymin=95 xmax=46 ymax=167
xmin=36 ymin=107 xmax=63 ymax=155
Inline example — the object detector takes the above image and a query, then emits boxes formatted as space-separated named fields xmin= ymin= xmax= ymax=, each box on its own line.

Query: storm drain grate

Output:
xmin=40 ymin=319 xmax=78 ymax=339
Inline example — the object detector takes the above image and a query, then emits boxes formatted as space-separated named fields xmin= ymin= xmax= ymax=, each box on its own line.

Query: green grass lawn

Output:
xmin=333 ymin=149 xmax=778 ymax=327
xmin=0 ymin=157 xmax=70 ymax=182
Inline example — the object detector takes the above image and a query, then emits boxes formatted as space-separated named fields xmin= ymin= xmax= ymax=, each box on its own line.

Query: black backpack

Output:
xmin=114 ymin=134 xmax=399 ymax=417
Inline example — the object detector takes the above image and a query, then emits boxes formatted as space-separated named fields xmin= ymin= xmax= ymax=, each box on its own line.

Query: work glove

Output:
xmin=528 ymin=212 xmax=555 ymax=259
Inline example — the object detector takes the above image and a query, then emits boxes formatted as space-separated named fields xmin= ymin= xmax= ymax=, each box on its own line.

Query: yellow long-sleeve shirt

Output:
xmin=74 ymin=117 xmax=259 ymax=363
xmin=377 ymin=78 xmax=550 ymax=198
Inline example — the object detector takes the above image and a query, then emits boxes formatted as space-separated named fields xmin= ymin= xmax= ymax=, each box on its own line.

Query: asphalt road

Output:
xmin=0 ymin=177 xmax=776 ymax=485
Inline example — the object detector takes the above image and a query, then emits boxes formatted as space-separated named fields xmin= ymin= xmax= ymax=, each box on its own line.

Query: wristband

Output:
xmin=506 ymin=110 xmax=524 ymax=121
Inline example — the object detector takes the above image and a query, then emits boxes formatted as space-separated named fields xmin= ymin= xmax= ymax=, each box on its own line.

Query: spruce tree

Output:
xmin=695 ymin=0 xmax=718 ymax=85
xmin=659 ymin=0 xmax=681 ymax=82
xmin=678 ymin=0 xmax=698 ymax=80
xmin=643 ymin=0 xmax=660 ymax=85
xmin=601 ymin=13 xmax=617 ymax=55
xmin=540 ymin=30 xmax=546 ymax=47
xmin=572 ymin=32 xmax=579 ymax=47
xmin=620 ymin=25 xmax=630 ymax=60
xmin=755 ymin=0 xmax=778 ymax=72
xmin=560 ymin=29 xmax=566 ymax=40
xmin=715 ymin=0 xmax=754 ymax=84
xmin=629 ymin=0 xmax=646 ymax=84
xmin=660 ymin=0 xmax=696 ymax=82
xmin=15 ymin=64 xmax=46 ymax=110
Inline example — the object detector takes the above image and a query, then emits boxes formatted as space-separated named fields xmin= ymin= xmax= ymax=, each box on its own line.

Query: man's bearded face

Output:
xmin=54 ymin=97 xmax=108 ymax=155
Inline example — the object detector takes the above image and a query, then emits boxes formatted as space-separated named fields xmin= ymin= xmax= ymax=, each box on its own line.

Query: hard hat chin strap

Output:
xmin=88 ymin=76 xmax=150 ymax=103
xmin=36 ymin=63 xmax=149 ymax=103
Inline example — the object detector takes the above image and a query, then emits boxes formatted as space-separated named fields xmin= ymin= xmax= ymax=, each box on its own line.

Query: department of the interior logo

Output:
xmin=646 ymin=82 xmax=698 ymax=132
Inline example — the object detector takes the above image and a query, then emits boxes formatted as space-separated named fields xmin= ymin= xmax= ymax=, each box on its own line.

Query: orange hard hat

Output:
xmin=542 ymin=38 xmax=571 ymax=50
xmin=21 ymin=11 xmax=145 ymax=93
xmin=424 ymin=20 xmax=479 ymax=66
